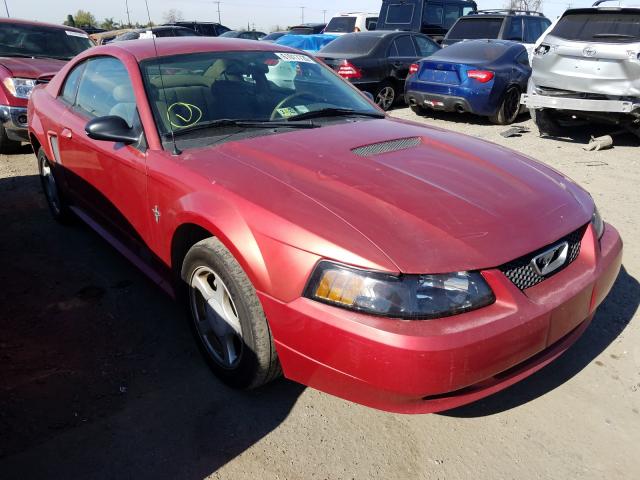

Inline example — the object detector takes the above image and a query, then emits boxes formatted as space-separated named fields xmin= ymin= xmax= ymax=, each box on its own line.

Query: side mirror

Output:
xmin=85 ymin=116 xmax=140 ymax=144
xmin=363 ymin=91 xmax=375 ymax=102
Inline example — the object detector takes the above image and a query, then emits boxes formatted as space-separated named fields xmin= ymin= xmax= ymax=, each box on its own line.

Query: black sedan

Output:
xmin=317 ymin=31 xmax=440 ymax=110
xmin=114 ymin=26 xmax=201 ymax=41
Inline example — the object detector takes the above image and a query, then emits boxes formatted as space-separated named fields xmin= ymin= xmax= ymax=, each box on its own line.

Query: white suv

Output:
xmin=522 ymin=0 xmax=640 ymax=137
xmin=324 ymin=12 xmax=379 ymax=35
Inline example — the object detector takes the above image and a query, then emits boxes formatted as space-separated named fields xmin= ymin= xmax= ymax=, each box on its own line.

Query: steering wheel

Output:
xmin=270 ymin=92 xmax=323 ymax=120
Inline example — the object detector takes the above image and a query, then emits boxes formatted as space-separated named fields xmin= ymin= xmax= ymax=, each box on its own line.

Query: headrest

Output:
xmin=113 ymin=84 xmax=135 ymax=102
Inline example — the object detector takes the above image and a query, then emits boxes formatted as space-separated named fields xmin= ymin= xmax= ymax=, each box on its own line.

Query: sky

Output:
xmin=5 ymin=0 xmax=604 ymax=31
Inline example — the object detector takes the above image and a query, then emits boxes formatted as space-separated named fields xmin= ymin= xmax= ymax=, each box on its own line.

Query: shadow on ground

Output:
xmin=442 ymin=265 xmax=639 ymax=418
xmin=0 ymin=173 xmax=304 ymax=479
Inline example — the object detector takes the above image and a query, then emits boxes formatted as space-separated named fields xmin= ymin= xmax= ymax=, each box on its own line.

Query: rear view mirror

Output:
xmin=85 ymin=116 xmax=140 ymax=144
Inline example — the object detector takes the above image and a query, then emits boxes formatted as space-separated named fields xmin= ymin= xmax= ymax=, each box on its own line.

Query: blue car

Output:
xmin=405 ymin=40 xmax=530 ymax=125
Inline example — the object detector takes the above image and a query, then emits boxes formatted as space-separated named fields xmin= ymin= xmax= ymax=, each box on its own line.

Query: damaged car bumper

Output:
xmin=522 ymin=92 xmax=640 ymax=113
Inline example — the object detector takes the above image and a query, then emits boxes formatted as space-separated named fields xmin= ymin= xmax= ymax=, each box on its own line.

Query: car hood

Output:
xmin=194 ymin=118 xmax=593 ymax=273
xmin=0 ymin=57 xmax=66 ymax=79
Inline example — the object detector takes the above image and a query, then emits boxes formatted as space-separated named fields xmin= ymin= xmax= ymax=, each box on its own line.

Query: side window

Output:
xmin=443 ymin=6 xmax=461 ymax=29
xmin=505 ymin=17 xmax=524 ymax=41
xmin=392 ymin=36 xmax=417 ymax=57
xmin=414 ymin=35 xmax=438 ymax=57
xmin=424 ymin=5 xmax=444 ymax=25
xmin=75 ymin=57 xmax=137 ymax=127
xmin=524 ymin=17 xmax=545 ymax=43
xmin=59 ymin=62 xmax=85 ymax=105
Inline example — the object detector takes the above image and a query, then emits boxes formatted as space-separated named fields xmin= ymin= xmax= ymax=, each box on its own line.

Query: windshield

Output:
xmin=551 ymin=11 xmax=640 ymax=43
xmin=447 ymin=17 xmax=503 ymax=39
xmin=325 ymin=17 xmax=357 ymax=33
xmin=0 ymin=23 xmax=93 ymax=60
xmin=140 ymin=51 xmax=380 ymax=146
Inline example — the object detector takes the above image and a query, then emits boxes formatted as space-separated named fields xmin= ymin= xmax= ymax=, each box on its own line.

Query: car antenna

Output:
xmin=143 ymin=0 xmax=181 ymax=156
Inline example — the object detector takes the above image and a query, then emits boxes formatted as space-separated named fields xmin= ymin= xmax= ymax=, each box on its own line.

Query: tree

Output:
xmin=63 ymin=14 xmax=75 ymax=27
xmin=162 ymin=9 xmax=184 ymax=23
xmin=101 ymin=18 xmax=118 ymax=30
xmin=74 ymin=10 xmax=97 ymax=27
xmin=505 ymin=0 xmax=544 ymax=12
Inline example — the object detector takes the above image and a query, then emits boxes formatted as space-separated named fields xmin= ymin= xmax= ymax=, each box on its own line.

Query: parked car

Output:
xmin=0 ymin=18 xmax=93 ymax=153
xmin=275 ymin=33 xmax=339 ymax=54
xmin=28 ymin=37 xmax=621 ymax=414
xmin=406 ymin=40 xmax=531 ymax=124
xmin=261 ymin=31 xmax=288 ymax=42
xmin=376 ymin=0 xmax=477 ymax=42
xmin=522 ymin=1 xmax=640 ymax=138
xmin=164 ymin=21 xmax=230 ymax=37
xmin=113 ymin=26 xmax=202 ymax=41
xmin=324 ymin=12 xmax=379 ymax=35
xmin=90 ymin=29 xmax=135 ymax=45
xmin=219 ymin=30 xmax=267 ymax=40
xmin=317 ymin=31 xmax=440 ymax=110
xmin=442 ymin=10 xmax=552 ymax=52
xmin=288 ymin=23 xmax=327 ymax=35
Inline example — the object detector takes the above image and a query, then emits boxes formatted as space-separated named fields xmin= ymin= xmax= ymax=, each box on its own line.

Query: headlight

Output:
xmin=591 ymin=206 xmax=604 ymax=240
xmin=2 ymin=77 xmax=37 ymax=99
xmin=304 ymin=261 xmax=495 ymax=319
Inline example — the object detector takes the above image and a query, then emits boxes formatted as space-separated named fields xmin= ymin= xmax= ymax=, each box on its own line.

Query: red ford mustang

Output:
xmin=28 ymin=38 xmax=622 ymax=413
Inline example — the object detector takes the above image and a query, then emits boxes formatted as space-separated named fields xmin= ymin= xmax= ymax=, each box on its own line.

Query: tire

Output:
xmin=0 ymin=125 xmax=21 ymax=155
xmin=37 ymin=147 xmax=74 ymax=224
xmin=410 ymin=104 xmax=427 ymax=116
xmin=489 ymin=86 xmax=521 ymax=125
xmin=373 ymin=81 xmax=396 ymax=111
xmin=531 ymin=108 xmax=564 ymax=137
xmin=182 ymin=237 xmax=281 ymax=389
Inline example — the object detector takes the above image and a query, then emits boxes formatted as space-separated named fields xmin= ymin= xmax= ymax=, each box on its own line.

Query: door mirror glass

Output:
xmin=85 ymin=116 xmax=140 ymax=144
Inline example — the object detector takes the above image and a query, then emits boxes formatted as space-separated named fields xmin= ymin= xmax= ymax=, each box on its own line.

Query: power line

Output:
xmin=213 ymin=1 xmax=222 ymax=23
xmin=300 ymin=6 xmax=304 ymax=23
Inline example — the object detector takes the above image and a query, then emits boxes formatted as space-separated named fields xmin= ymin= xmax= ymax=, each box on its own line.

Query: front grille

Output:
xmin=498 ymin=225 xmax=587 ymax=290
xmin=351 ymin=137 xmax=421 ymax=157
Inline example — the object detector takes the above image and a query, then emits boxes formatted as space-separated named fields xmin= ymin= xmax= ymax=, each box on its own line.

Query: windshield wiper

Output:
xmin=286 ymin=108 xmax=385 ymax=122
xmin=592 ymin=33 xmax=639 ymax=39
xmin=170 ymin=118 xmax=318 ymax=137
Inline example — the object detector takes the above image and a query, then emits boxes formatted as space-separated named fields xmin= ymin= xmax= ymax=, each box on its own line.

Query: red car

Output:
xmin=28 ymin=38 xmax=622 ymax=414
xmin=0 ymin=18 xmax=93 ymax=153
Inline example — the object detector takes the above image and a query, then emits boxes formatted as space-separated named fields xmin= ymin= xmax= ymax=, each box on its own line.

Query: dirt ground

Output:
xmin=1 ymin=109 xmax=638 ymax=480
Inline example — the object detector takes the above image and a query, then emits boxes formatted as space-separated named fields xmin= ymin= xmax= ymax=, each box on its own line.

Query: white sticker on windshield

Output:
xmin=275 ymin=52 xmax=314 ymax=64
xmin=65 ymin=30 xmax=89 ymax=38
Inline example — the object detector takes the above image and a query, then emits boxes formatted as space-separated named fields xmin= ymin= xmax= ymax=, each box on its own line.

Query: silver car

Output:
xmin=521 ymin=0 xmax=640 ymax=137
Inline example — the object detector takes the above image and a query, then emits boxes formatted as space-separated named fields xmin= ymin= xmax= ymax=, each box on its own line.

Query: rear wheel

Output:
xmin=182 ymin=237 xmax=281 ymax=389
xmin=410 ymin=104 xmax=427 ymax=116
xmin=531 ymin=108 xmax=564 ymax=137
xmin=373 ymin=81 xmax=396 ymax=111
xmin=489 ymin=86 xmax=521 ymax=125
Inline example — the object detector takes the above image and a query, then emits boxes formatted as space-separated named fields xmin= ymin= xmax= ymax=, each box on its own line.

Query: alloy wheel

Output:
xmin=376 ymin=86 xmax=395 ymax=111
xmin=504 ymin=87 xmax=520 ymax=122
xmin=189 ymin=266 xmax=244 ymax=369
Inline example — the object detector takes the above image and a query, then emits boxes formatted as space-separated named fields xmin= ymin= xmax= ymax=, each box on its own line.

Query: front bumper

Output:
xmin=0 ymin=105 xmax=28 ymax=141
xmin=261 ymin=223 xmax=622 ymax=413
xmin=521 ymin=93 xmax=640 ymax=113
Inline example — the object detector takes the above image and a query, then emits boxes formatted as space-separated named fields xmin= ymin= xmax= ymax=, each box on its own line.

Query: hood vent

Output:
xmin=352 ymin=137 xmax=421 ymax=157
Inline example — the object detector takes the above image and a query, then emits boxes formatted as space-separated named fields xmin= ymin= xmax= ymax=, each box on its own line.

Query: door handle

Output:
xmin=61 ymin=128 xmax=72 ymax=139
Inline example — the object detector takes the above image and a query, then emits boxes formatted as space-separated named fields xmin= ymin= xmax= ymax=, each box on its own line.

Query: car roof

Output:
xmin=0 ymin=17 xmax=87 ymax=34
xmin=90 ymin=37 xmax=300 ymax=62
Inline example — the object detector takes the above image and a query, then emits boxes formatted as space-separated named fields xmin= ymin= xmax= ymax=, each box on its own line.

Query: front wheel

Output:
xmin=373 ymin=82 xmax=396 ymax=111
xmin=531 ymin=108 xmax=564 ymax=137
xmin=38 ymin=148 xmax=73 ymax=223
xmin=182 ymin=237 xmax=281 ymax=389
xmin=489 ymin=86 xmax=521 ymax=125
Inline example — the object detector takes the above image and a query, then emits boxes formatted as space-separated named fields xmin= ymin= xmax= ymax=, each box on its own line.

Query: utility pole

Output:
xmin=214 ymin=1 xmax=222 ymax=23
xmin=300 ymin=6 xmax=305 ymax=24
xmin=3 ymin=0 xmax=9 ymax=17
xmin=125 ymin=0 xmax=131 ymax=27
xmin=322 ymin=9 xmax=327 ymax=23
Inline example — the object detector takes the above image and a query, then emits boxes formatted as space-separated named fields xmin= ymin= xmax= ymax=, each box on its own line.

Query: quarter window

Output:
xmin=75 ymin=57 xmax=137 ymax=127
xmin=414 ymin=35 xmax=438 ymax=57
xmin=60 ymin=62 xmax=85 ymax=105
